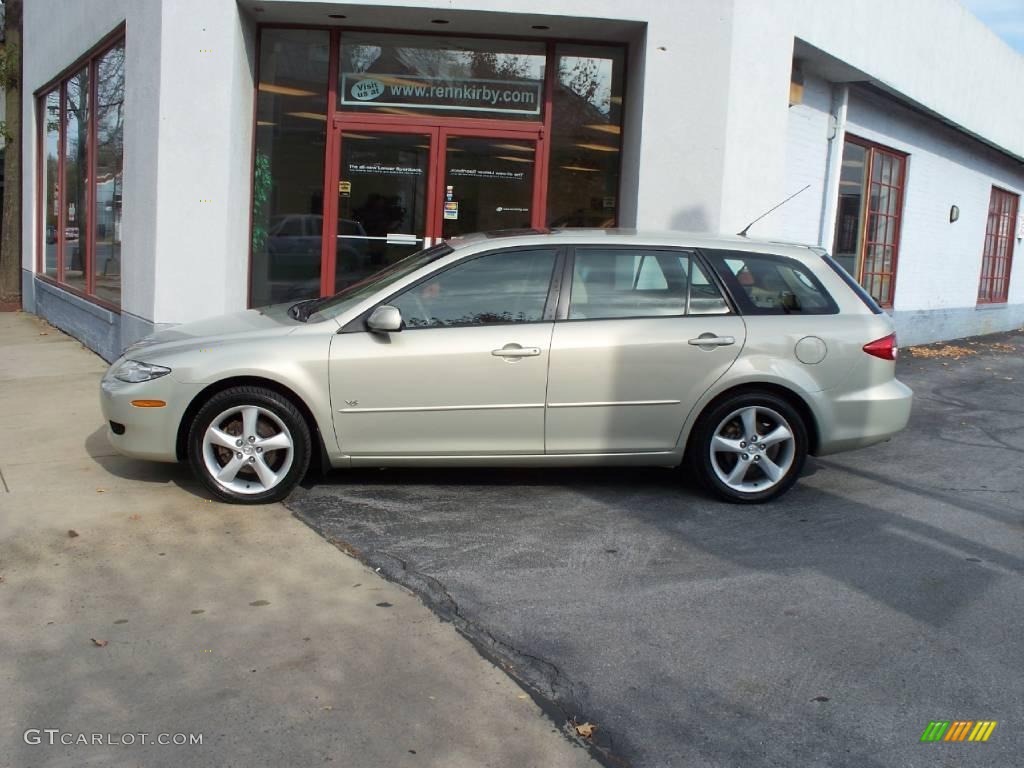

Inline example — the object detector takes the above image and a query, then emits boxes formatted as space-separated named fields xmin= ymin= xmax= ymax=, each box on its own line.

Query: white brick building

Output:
xmin=20 ymin=0 xmax=1024 ymax=358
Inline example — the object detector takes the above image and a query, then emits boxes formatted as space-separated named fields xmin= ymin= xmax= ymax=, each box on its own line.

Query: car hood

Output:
xmin=121 ymin=303 xmax=334 ymax=359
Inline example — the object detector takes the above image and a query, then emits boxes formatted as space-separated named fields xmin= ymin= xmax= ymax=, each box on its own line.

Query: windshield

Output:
xmin=303 ymin=243 xmax=453 ymax=322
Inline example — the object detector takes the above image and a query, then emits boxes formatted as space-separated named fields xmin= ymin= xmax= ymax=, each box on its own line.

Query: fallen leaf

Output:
xmin=96 ymin=488 xmax=106 ymax=494
xmin=575 ymin=722 xmax=596 ymax=739
xmin=517 ymin=694 xmax=528 ymax=700
xmin=67 ymin=529 xmax=79 ymax=538
xmin=909 ymin=344 xmax=976 ymax=360
xmin=321 ymin=705 xmax=333 ymax=711
xmin=91 ymin=638 xmax=108 ymax=647
xmin=128 ymin=514 xmax=141 ymax=521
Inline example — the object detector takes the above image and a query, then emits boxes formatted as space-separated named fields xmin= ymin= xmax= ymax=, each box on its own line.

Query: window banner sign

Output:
xmin=341 ymin=73 xmax=543 ymax=116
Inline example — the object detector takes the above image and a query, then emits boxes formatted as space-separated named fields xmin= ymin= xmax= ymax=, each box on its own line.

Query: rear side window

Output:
xmin=702 ymin=249 xmax=839 ymax=315
xmin=567 ymin=248 xmax=729 ymax=320
xmin=821 ymin=253 xmax=884 ymax=314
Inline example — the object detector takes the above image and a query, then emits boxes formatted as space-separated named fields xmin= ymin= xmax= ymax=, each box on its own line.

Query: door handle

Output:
xmin=492 ymin=345 xmax=541 ymax=358
xmin=688 ymin=334 xmax=735 ymax=348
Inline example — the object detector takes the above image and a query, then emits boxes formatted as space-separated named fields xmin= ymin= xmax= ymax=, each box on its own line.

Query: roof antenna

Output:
xmin=736 ymin=184 xmax=811 ymax=237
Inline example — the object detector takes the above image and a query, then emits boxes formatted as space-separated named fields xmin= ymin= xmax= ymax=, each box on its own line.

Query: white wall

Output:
xmin=151 ymin=1 xmax=255 ymax=324
xmin=844 ymin=89 xmax=1024 ymax=315
xmin=791 ymin=0 xmax=1024 ymax=163
xmin=720 ymin=0 xmax=1024 ymax=240
xmin=21 ymin=0 xmax=1024 ymax=347
xmin=780 ymin=73 xmax=833 ymax=245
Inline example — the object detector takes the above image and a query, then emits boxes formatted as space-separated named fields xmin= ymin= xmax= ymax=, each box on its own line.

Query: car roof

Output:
xmin=448 ymin=228 xmax=823 ymax=260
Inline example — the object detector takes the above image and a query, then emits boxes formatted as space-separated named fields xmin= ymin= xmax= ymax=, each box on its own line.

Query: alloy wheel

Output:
xmin=201 ymin=405 xmax=295 ymax=495
xmin=709 ymin=405 xmax=796 ymax=493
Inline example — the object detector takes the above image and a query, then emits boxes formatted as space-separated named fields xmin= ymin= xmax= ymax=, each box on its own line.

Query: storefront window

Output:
xmin=64 ymin=68 xmax=89 ymax=294
xmin=38 ymin=33 xmax=125 ymax=308
xmin=94 ymin=42 xmax=125 ymax=306
xmin=338 ymin=33 xmax=545 ymax=121
xmin=251 ymin=28 xmax=330 ymax=307
xmin=547 ymin=45 xmax=625 ymax=228
xmin=42 ymin=89 xmax=60 ymax=279
xmin=250 ymin=30 xmax=630 ymax=307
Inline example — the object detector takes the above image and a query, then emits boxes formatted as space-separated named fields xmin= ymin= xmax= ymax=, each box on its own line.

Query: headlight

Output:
xmin=112 ymin=359 xmax=172 ymax=383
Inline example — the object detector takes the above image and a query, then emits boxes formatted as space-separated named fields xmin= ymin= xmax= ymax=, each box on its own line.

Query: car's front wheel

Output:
xmin=689 ymin=391 xmax=807 ymax=504
xmin=187 ymin=386 xmax=311 ymax=504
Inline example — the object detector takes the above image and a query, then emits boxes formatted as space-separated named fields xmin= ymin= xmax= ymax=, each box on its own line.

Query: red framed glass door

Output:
xmin=436 ymin=127 xmax=543 ymax=240
xmin=326 ymin=125 xmax=438 ymax=294
xmin=325 ymin=116 xmax=546 ymax=295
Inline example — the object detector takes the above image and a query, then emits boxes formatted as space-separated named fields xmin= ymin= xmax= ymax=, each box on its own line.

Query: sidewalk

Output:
xmin=0 ymin=312 xmax=596 ymax=768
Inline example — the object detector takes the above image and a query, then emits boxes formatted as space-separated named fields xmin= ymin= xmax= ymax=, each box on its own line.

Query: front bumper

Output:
xmin=812 ymin=378 xmax=913 ymax=456
xmin=100 ymin=367 xmax=195 ymax=463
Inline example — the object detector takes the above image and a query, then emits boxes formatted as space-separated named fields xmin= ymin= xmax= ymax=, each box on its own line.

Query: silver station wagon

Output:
xmin=100 ymin=230 xmax=913 ymax=504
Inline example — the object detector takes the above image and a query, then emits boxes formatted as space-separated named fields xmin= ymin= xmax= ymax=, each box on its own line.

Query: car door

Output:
xmin=545 ymin=247 xmax=746 ymax=454
xmin=330 ymin=247 xmax=561 ymax=458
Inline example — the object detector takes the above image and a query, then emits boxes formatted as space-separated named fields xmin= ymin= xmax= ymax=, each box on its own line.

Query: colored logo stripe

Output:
xmin=920 ymin=721 xmax=997 ymax=743
xmin=945 ymin=721 xmax=973 ymax=741
xmin=969 ymin=722 xmax=998 ymax=742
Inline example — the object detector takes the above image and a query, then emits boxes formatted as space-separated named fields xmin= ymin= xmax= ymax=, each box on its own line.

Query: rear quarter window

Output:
xmin=700 ymin=249 xmax=839 ymax=315
xmin=820 ymin=253 xmax=885 ymax=314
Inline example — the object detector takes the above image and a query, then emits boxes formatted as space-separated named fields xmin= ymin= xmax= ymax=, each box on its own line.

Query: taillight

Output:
xmin=863 ymin=333 xmax=898 ymax=361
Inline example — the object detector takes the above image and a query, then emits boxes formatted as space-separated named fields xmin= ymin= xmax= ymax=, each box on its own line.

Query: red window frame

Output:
xmin=845 ymin=135 xmax=908 ymax=309
xmin=249 ymin=25 xmax=627 ymax=307
xmin=977 ymin=186 xmax=1019 ymax=305
xmin=35 ymin=25 xmax=125 ymax=312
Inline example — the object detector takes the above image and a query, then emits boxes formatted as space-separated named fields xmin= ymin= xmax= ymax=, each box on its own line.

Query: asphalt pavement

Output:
xmin=289 ymin=329 xmax=1024 ymax=767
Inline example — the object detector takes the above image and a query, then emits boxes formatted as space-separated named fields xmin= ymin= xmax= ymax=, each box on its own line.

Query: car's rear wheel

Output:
xmin=689 ymin=391 xmax=807 ymax=504
xmin=187 ymin=386 xmax=311 ymax=504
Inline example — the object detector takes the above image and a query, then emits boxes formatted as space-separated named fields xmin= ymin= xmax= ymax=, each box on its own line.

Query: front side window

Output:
xmin=977 ymin=187 xmax=1019 ymax=304
xmin=390 ymin=248 xmax=557 ymax=328
xmin=703 ymin=250 xmax=838 ymax=315
xmin=37 ymin=36 xmax=125 ymax=308
xmin=567 ymin=249 xmax=729 ymax=320
xmin=830 ymin=137 xmax=906 ymax=307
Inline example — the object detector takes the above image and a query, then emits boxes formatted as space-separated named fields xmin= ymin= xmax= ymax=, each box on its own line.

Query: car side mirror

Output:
xmin=366 ymin=304 xmax=403 ymax=333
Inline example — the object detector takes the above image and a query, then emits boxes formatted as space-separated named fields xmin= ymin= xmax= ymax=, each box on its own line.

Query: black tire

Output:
xmin=687 ymin=390 xmax=808 ymax=504
xmin=187 ymin=386 xmax=312 ymax=504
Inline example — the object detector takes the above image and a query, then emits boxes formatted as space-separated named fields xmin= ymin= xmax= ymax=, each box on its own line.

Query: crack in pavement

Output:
xmin=289 ymin=504 xmax=630 ymax=768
